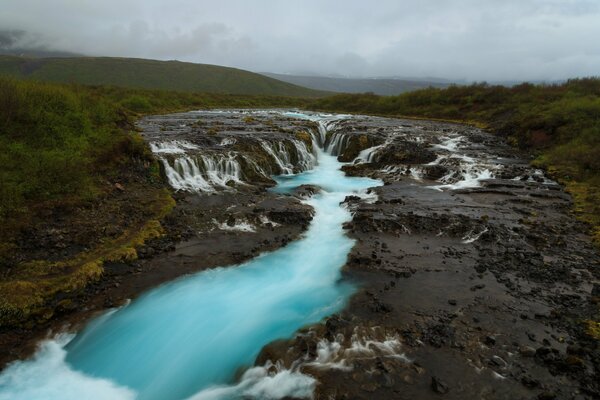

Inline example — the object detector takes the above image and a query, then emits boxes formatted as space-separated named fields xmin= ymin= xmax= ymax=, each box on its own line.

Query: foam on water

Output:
xmin=0 ymin=111 xmax=380 ymax=400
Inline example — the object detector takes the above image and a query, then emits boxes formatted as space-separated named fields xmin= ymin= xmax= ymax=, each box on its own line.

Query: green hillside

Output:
xmin=0 ymin=55 xmax=326 ymax=97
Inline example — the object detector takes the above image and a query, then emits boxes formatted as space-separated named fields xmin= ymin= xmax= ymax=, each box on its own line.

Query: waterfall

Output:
xmin=149 ymin=140 xmax=199 ymax=154
xmin=326 ymin=132 xmax=350 ymax=156
xmin=291 ymin=140 xmax=317 ymax=171
xmin=311 ymin=122 xmax=327 ymax=147
xmin=201 ymin=153 xmax=244 ymax=187
xmin=259 ymin=139 xmax=315 ymax=175
xmin=160 ymin=153 xmax=244 ymax=192
xmin=161 ymin=156 xmax=213 ymax=192
xmin=354 ymin=135 xmax=395 ymax=164
xmin=354 ymin=143 xmax=385 ymax=164
xmin=260 ymin=140 xmax=293 ymax=174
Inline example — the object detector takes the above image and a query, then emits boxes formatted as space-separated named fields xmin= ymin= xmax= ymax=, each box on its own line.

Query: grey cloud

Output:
xmin=0 ymin=0 xmax=599 ymax=81
xmin=0 ymin=30 xmax=25 ymax=47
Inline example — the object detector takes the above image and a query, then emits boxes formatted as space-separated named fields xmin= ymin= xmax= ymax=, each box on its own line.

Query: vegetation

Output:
xmin=309 ymin=79 xmax=600 ymax=244
xmin=0 ymin=76 xmax=307 ymax=327
xmin=0 ymin=55 xmax=327 ymax=97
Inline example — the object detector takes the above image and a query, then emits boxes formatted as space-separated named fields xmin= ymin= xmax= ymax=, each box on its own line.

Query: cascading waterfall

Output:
xmin=326 ymin=132 xmax=350 ymax=156
xmin=354 ymin=136 xmax=393 ymax=164
xmin=161 ymin=156 xmax=212 ymax=192
xmin=291 ymin=140 xmax=316 ymax=171
xmin=316 ymin=123 xmax=327 ymax=147
xmin=160 ymin=153 xmax=243 ymax=192
xmin=150 ymin=140 xmax=199 ymax=154
xmin=259 ymin=139 xmax=316 ymax=175
xmin=259 ymin=140 xmax=293 ymax=174
xmin=156 ymin=137 xmax=317 ymax=193
xmin=0 ymin=111 xmax=381 ymax=400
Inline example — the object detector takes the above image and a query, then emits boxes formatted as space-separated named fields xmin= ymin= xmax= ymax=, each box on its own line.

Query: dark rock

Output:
xmin=431 ymin=376 xmax=449 ymax=394
xmin=537 ymin=391 xmax=556 ymax=400
xmin=484 ymin=335 xmax=496 ymax=346
xmin=519 ymin=346 xmax=536 ymax=357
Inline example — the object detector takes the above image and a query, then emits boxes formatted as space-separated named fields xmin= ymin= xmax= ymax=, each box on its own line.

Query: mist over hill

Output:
xmin=261 ymin=72 xmax=452 ymax=95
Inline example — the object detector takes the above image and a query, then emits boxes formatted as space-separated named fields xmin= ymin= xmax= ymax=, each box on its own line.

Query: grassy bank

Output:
xmin=0 ymin=77 xmax=307 ymax=327
xmin=309 ymin=79 xmax=600 ymax=244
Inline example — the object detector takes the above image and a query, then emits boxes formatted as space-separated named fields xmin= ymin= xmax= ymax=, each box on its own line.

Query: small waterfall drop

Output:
xmin=160 ymin=153 xmax=244 ymax=192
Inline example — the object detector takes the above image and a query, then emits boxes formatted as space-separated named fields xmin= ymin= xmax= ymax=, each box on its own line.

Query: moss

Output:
xmin=295 ymin=130 xmax=313 ymax=148
xmin=0 ymin=189 xmax=175 ymax=328
xmin=552 ymin=180 xmax=600 ymax=246
xmin=584 ymin=320 xmax=600 ymax=340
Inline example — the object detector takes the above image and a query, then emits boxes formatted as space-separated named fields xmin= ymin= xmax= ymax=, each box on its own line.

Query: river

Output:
xmin=0 ymin=112 xmax=381 ymax=400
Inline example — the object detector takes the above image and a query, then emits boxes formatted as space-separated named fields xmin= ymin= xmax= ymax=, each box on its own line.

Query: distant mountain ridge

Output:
xmin=261 ymin=72 xmax=453 ymax=95
xmin=0 ymin=55 xmax=327 ymax=97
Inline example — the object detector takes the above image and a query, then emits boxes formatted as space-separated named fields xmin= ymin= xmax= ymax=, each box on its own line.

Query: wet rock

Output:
xmin=293 ymin=184 xmax=321 ymax=199
xmin=490 ymin=355 xmax=507 ymax=368
xmin=423 ymin=164 xmax=448 ymax=180
xmin=226 ymin=215 xmax=236 ymax=227
xmin=431 ymin=376 xmax=449 ymax=394
xmin=484 ymin=335 xmax=496 ymax=346
xmin=519 ymin=346 xmax=536 ymax=357
xmin=521 ymin=375 xmax=540 ymax=388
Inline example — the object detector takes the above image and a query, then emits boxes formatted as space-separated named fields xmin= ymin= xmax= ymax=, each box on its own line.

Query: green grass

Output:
xmin=308 ymin=79 xmax=600 ymax=243
xmin=0 ymin=55 xmax=328 ymax=97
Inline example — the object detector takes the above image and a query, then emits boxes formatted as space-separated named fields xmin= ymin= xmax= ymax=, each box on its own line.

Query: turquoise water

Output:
xmin=0 ymin=116 xmax=381 ymax=400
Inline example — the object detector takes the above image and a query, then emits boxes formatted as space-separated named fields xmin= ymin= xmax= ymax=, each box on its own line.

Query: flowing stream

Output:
xmin=0 ymin=113 xmax=381 ymax=400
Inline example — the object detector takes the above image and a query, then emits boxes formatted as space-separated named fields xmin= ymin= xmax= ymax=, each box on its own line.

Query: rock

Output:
xmin=226 ymin=215 xmax=236 ymax=227
xmin=448 ymin=299 xmax=457 ymax=306
xmin=431 ymin=376 xmax=449 ymax=394
xmin=592 ymin=283 xmax=600 ymax=303
xmin=490 ymin=355 xmax=507 ymax=368
xmin=519 ymin=346 xmax=536 ymax=357
xmin=114 ymin=182 xmax=125 ymax=191
xmin=537 ymin=391 xmax=556 ymax=400
xmin=521 ymin=375 xmax=540 ymax=388
xmin=484 ymin=335 xmax=496 ymax=346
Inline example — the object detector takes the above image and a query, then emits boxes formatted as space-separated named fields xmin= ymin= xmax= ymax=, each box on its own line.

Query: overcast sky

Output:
xmin=1 ymin=0 xmax=599 ymax=81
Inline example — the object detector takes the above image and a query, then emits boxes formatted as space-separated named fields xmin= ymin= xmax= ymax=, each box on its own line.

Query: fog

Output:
xmin=1 ymin=0 xmax=599 ymax=81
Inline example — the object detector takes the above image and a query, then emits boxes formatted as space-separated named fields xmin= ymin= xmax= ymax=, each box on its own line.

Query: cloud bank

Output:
xmin=1 ymin=0 xmax=599 ymax=81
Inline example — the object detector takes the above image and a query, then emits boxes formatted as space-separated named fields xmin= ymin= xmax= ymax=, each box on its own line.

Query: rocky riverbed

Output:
xmin=256 ymin=114 xmax=600 ymax=400
xmin=1 ymin=110 xmax=598 ymax=400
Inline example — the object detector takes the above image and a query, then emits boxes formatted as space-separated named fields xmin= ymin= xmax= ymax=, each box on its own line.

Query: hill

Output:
xmin=261 ymin=72 xmax=451 ymax=95
xmin=0 ymin=56 xmax=326 ymax=97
